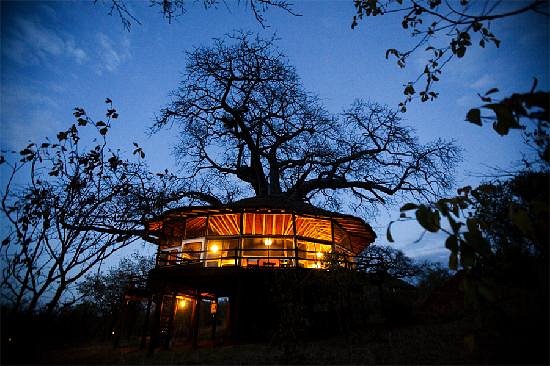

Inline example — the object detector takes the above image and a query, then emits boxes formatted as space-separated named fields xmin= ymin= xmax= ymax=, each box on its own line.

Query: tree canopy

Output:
xmin=351 ymin=0 xmax=548 ymax=111
xmin=154 ymin=33 xmax=460 ymax=212
xmin=0 ymin=103 xmax=178 ymax=313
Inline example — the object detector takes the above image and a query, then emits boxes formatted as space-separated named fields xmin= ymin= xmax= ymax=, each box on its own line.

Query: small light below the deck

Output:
xmin=111 ymin=331 xmax=115 ymax=335
xmin=264 ymin=238 xmax=272 ymax=246
xmin=210 ymin=244 xmax=219 ymax=253
xmin=178 ymin=298 xmax=187 ymax=309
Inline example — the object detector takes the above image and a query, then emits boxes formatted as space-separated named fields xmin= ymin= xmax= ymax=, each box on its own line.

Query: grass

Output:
xmin=35 ymin=320 xmax=477 ymax=365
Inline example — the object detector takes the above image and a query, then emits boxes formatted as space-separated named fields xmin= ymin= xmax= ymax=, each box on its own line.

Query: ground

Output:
xmin=36 ymin=320 xmax=476 ymax=365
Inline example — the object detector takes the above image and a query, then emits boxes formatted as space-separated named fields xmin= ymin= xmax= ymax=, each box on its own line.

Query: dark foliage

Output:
xmin=78 ymin=253 xmax=154 ymax=317
xmin=351 ymin=0 xmax=548 ymax=111
xmin=0 ymin=102 xmax=181 ymax=313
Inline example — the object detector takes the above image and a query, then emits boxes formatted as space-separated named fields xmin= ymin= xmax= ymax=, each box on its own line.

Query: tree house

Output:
xmin=138 ymin=198 xmax=376 ymax=349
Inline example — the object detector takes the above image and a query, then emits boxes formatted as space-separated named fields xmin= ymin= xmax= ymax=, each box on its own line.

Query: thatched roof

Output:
xmin=147 ymin=197 xmax=376 ymax=254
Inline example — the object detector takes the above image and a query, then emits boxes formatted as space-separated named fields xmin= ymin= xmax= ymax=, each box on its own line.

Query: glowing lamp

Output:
xmin=177 ymin=297 xmax=187 ymax=309
xmin=316 ymin=252 xmax=323 ymax=259
xmin=264 ymin=238 xmax=272 ymax=246
xmin=210 ymin=243 xmax=219 ymax=253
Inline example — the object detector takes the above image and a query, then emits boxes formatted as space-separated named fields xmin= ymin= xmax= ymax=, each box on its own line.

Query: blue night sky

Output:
xmin=1 ymin=1 xmax=548 ymax=265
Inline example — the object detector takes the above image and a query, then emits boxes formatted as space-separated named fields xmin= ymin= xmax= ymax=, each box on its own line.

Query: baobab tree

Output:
xmin=154 ymin=32 xmax=460 ymax=213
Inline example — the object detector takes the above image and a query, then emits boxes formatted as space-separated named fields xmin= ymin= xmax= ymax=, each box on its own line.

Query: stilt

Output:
xmin=191 ymin=296 xmax=201 ymax=349
xmin=187 ymin=296 xmax=195 ymax=342
xmin=148 ymin=295 xmax=162 ymax=355
xmin=140 ymin=296 xmax=152 ymax=350
xmin=210 ymin=298 xmax=217 ymax=344
xmin=164 ymin=294 xmax=177 ymax=349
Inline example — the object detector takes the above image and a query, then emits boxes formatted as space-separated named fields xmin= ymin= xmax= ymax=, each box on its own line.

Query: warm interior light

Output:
xmin=210 ymin=243 xmax=219 ymax=253
xmin=316 ymin=251 xmax=323 ymax=258
xmin=177 ymin=297 xmax=187 ymax=309
xmin=264 ymin=238 xmax=272 ymax=246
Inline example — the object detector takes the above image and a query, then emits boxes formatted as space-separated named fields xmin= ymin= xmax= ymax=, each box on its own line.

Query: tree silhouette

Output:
xmin=78 ymin=253 xmax=154 ymax=317
xmin=154 ymin=33 xmax=460 ymax=212
xmin=357 ymin=244 xmax=420 ymax=279
xmin=98 ymin=0 xmax=298 ymax=30
xmin=0 ymin=102 xmax=182 ymax=313
xmin=351 ymin=0 xmax=548 ymax=111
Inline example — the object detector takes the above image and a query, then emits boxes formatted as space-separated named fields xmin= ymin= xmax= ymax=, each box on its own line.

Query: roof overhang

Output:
xmin=147 ymin=198 xmax=376 ymax=254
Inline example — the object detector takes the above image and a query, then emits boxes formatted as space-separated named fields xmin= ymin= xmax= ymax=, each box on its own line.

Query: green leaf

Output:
xmin=415 ymin=205 xmax=440 ymax=232
xmin=484 ymin=88 xmax=499 ymax=96
xmin=485 ymin=103 xmax=520 ymax=136
xmin=386 ymin=224 xmax=394 ymax=243
xmin=400 ymin=203 xmax=418 ymax=211
xmin=466 ymin=108 xmax=482 ymax=125
xmin=57 ymin=131 xmax=68 ymax=141
xmin=404 ymin=84 xmax=415 ymax=96
xmin=463 ymin=230 xmax=491 ymax=258
xmin=459 ymin=241 xmax=475 ymax=268
xmin=436 ymin=199 xmax=449 ymax=216
xmin=385 ymin=48 xmax=398 ymax=59
xmin=445 ymin=235 xmax=458 ymax=252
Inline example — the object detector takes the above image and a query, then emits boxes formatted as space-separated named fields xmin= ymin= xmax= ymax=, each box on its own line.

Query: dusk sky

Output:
xmin=1 ymin=1 xmax=548 ymax=265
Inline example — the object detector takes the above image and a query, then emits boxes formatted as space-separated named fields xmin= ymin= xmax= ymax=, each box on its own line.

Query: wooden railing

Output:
xmin=157 ymin=248 xmax=358 ymax=270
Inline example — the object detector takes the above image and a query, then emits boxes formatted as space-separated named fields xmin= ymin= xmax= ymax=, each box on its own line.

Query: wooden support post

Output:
xmin=191 ymin=295 xmax=201 ymax=349
xmin=238 ymin=211 xmax=244 ymax=267
xmin=140 ymin=296 xmax=153 ymax=350
xmin=210 ymin=298 xmax=217 ymax=345
xmin=292 ymin=214 xmax=298 ymax=267
xmin=187 ymin=297 xmax=195 ymax=342
xmin=164 ymin=294 xmax=177 ymax=349
xmin=148 ymin=295 xmax=162 ymax=355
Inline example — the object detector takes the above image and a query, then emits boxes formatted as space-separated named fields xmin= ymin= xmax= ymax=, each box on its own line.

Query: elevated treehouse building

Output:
xmin=127 ymin=199 xmax=376 ymax=349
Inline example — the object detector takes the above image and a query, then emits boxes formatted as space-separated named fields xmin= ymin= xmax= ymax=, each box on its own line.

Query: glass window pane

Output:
xmin=297 ymin=240 xmax=331 ymax=268
xmin=242 ymin=237 xmax=268 ymax=258
xmin=182 ymin=241 xmax=203 ymax=261
xmin=205 ymin=239 xmax=239 ymax=267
